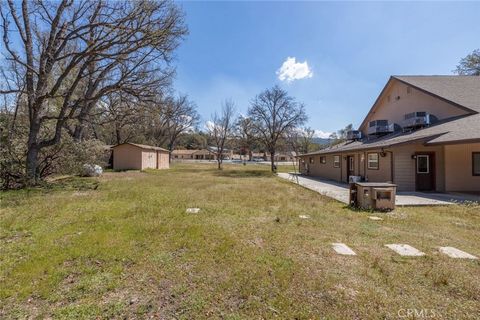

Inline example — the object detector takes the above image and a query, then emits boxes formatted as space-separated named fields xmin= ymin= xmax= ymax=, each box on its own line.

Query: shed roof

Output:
xmin=112 ymin=142 xmax=169 ymax=152
xmin=172 ymin=149 xmax=196 ymax=155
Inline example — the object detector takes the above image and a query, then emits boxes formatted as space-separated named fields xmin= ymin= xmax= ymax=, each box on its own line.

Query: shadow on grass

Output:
xmin=0 ymin=176 xmax=99 ymax=206
xmin=214 ymin=169 xmax=274 ymax=178
xmin=342 ymin=204 xmax=391 ymax=214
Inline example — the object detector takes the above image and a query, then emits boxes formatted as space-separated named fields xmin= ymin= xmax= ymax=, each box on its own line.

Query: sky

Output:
xmin=174 ymin=1 xmax=480 ymax=137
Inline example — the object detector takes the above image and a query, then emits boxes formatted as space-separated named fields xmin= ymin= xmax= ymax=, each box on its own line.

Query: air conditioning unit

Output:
xmin=402 ymin=112 xmax=431 ymax=129
xmin=346 ymin=130 xmax=362 ymax=140
xmin=367 ymin=120 xmax=394 ymax=136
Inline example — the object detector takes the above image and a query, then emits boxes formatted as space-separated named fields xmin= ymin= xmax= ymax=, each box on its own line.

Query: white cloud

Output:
xmin=204 ymin=120 xmax=215 ymax=131
xmin=276 ymin=57 xmax=313 ymax=82
xmin=314 ymin=130 xmax=332 ymax=139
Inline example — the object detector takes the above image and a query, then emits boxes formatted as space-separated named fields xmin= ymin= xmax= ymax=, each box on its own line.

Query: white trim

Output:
xmin=416 ymin=155 xmax=430 ymax=174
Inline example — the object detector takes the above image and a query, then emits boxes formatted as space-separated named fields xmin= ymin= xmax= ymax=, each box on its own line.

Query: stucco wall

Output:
xmin=113 ymin=144 xmax=142 ymax=170
xmin=360 ymin=80 xmax=469 ymax=135
xmin=444 ymin=143 xmax=480 ymax=192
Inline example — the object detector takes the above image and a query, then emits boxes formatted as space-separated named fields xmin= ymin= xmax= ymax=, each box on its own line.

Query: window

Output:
xmin=417 ymin=155 xmax=429 ymax=173
xmin=473 ymin=153 xmax=480 ymax=176
xmin=349 ymin=157 xmax=354 ymax=171
xmin=320 ymin=156 xmax=326 ymax=164
xmin=333 ymin=155 xmax=340 ymax=168
xmin=309 ymin=157 xmax=314 ymax=164
xmin=367 ymin=153 xmax=379 ymax=170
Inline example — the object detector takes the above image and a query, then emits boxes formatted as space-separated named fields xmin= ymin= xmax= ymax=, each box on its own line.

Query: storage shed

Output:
xmin=112 ymin=143 xmax=170 ymax=170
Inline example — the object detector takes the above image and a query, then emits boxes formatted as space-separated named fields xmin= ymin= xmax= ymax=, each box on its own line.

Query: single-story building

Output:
xmin=171 ymin=149 xmax=196 ymax=160
xmin=172 ymin=147 xmax=234 ymax=160
xmin=298 ymin=75 xmax=480 ymax=192
xmin=172 ymin=149 xmax=216 ymax=160
xmin=112 ymin=143 xmax=170 ymax=170
xmin=251 ymin=152 xmax=296 ymax=162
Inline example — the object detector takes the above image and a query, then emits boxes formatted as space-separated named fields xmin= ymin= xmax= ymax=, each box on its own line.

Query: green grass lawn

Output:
xmin=1 ymin=163 xmax=479 ymax=319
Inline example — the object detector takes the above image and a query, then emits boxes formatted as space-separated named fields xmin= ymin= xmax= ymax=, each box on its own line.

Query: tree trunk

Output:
xmin=270 ymin=151 xmax=276 ymax=173
xmin=72 ymin=124 xmax=85 ymax=141
xmin=25 ymin=145 xmax=39 ymax=185
xmin=25 ymin=120 xmax=41 ymax=185
xmin=217 ymin=153 xmax=222 ymax=170
xmin=115 ymin=125 xmax=122 ymax=145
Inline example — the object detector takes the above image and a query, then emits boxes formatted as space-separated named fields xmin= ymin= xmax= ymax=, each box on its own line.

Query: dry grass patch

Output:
xmin=1 ymin=163 xmax=479 ymax=319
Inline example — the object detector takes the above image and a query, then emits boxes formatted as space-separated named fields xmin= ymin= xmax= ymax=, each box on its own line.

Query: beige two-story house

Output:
xmin=298 ymin=76 xmax=480 ymax=192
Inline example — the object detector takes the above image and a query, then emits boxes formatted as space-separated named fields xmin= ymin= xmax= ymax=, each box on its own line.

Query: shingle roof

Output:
xmin=393 ymin=75 xmax=480 ymax=113
xmin=359 ymin=75 xmax=480 ymax=131
xmin=172 ymin=149 xmax=196 ymax=154
xmin=301 ymin=113 xmax=480 ymax=156
xmin=113 ymin=142 xmax=169 ymax=152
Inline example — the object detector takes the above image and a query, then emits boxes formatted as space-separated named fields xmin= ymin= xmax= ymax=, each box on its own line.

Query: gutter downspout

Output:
xmin=364 ymin=151 xmax=367 ymax=181
xmin=386 ymin=150 xmax=394 ymax=183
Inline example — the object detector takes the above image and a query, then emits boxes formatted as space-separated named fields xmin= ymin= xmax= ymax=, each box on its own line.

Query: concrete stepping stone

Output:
xmin=298 ymin=215 xmax=310 ymax=219
xmin=385 ymin=244 xmax=425 ymax=256
xmin=332 ymin=243 xmax=356 ymax=256
xmin=368 ymin=216 xmax=383 ymax=221
xmin=439 ymin=247 xmax=478 ymax=259
xmin=186 ymin=208 xmax=200 ymax=214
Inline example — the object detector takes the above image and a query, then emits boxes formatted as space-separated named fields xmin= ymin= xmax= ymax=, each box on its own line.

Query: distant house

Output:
xmin=298 ymin=76 xmax=480 ymax=192
xmin=171 ymin=149 xmax=195 ymax=160
xmin=251 ymin=152 xmax=296 ymax=162
xmin=112 ymin=143 xmax=169 ymax=170
xmin=172 ymin=149 xmax=216 ymax=160
xmin=172 ymin=147 xmax=234 ymax=160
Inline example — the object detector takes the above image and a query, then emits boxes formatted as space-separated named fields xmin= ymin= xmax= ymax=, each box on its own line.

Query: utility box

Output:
xmin=354 ymin=182 xmax=396 ymax=210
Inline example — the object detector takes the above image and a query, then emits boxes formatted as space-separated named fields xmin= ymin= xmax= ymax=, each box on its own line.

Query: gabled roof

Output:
xmin=359 ymin=75 xmax=480 ymax=130
xmin=113 ymin=142 xmax=169 ymax=152
xmin=394 ymin=75 xmax=480 ymax=113
xmin=172 ymin=149 xmax=196 ymax=155
xmin=301 ymin=113 xmax=480 ymax=156
xmin=192 ymin=149 xmax=214 ymax=155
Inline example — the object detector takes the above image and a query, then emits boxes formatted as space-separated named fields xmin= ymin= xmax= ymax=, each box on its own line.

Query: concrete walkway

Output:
xmin=278 ymin=173 xmax=480 ymax=206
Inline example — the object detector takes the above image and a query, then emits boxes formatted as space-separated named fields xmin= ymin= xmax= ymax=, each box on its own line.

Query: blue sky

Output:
xmin=174 ymin=1 xmax=480 ymax=137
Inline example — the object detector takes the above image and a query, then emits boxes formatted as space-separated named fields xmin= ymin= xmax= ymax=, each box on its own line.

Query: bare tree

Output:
xmin=0 ymin=0 xmax=187 ymax=184
xmin=329 ymin=123 xmax=353 ymax=146
xmin=248 ymin=85 xmax=307 ymax=172
xmin=207 ymin=100 xmax=235 ymax=170
xmin=454 ymin=49 xmax=480 ymax=76
xmin=147 ymin=94 xmax=199 ymax=155
xmin=298 ymin=127 xmax=316 ymax=154
xmin=235 ymin=115 xmax=258 ymax=161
